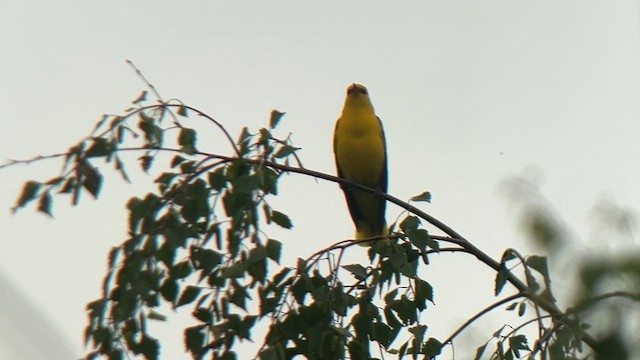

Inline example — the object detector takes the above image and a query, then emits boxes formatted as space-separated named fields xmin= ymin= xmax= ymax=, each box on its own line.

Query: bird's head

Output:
xmin=347 ymin=83 xmax=368 ymax=96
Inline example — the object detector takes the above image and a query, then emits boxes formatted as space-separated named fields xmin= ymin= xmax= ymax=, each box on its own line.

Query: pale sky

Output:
xmin=2 ymin=1 xmax=640 ymax=359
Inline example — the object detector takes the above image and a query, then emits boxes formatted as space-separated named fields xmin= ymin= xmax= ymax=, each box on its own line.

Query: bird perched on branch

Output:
xmin=333 ymin=83 xmax=388 ymax=244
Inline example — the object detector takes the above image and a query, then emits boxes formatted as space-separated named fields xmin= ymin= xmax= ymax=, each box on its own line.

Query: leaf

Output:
xmin=371 ymin=322 xmax=392 ymax=347
xmin=410 ymin=191 xmax=432 ymax=203
xmin=184 ymin=326 xmax=205 ymax=357
xmin=81 ymin=163 xmax=103 ymax=199
xmin=114 ymin=156 xmax=130 ymax=182
xmin=399 ymin=215 xmax=420 ymax=232
xmin=494 ymin=266 xmax=509 ymax=296
xmin=273 ymin=145 xmax=299 ymax=159
xmin=271 ymin=210 xmax=293 ymax=229
xmin=147 ymin=310 xmax=167 ymax=321
xmin=290 ymin=276 xmax=309 ymax=304
xmin=45 ymin=176 xmax=65 ymax=186
xmin=414 ymin=278 xmax=434 ymax=309
xmin=424 ymin=338 xmax=443 ymax=358
xmin=14 ymin=180 xmax=42 ymax=211
xmin=170 ymin=155 xmax=186 ymax=168
xmin=221 ymin=262 xmax=247 ymax=279
xmin=407 ymin=228 xmax=430 ymax=250
xmin=269 ymin=110 xmax=285 ymax=129
xmin=171 ymin=261 xmax=193 ymax=279
xmin=192 ymin=248 xmax=223 ymax=273
xmin=177 ymin=105 xmax=188 ymax=116
xmin=265 ymin=239 xmax=282 ymax=263
xmin=208 ymin=168 xmax=228 ymax=191
xmin=237 ymin=126 xmax=251 ymax=152
xmin=526 ymin=255 xmax=550 ymax=280
xmin=508 ymin=334 xmax=530 ymax=356
xmin=139 ymin=155 xmax=154 ymax=173
xmin=178 ymin=127 xmax=197 ymax=154
xmin=177 ymin=286 xmax=202 ymax=307
xmin=137 ymin=335 xmax=159 ymax=360
xmin=138 ymin=114 xmax=163 ymax=146
xmin=474 ymin=343 xmax=488 ymax=360
xmin=518 ymin=302 xmax=526 ymax=317
xmin=132 ymin=90 xmax=147 ymax=104
xmin=160 ymin=279 xmax=178 ymax=302
xmin=37 ymin=191 xmax=53 ymax=217
xmin=85 ymin=138 xmax=112 ymax=158
xmin=342 ymin=264 xmax=367 ymax=280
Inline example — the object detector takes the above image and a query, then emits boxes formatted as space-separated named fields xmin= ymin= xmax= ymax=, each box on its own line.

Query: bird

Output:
xmin=333 ymin=83 xmax=388 ymax=244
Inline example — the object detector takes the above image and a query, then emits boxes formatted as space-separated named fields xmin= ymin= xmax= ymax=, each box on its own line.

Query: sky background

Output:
xmin=2 ymin=1 xmax=640 ymax=359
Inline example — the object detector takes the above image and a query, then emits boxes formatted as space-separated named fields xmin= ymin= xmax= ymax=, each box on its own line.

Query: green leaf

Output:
xmin=85 ymin=138 xmax=112 ymax=158
xmin=234 ymin=174 xmax=260 ymax=193
xmin=265 ymin=239 xmax=282 ymax=263
xmin=147 ymin=310 xmax=167 ymax=321
xmin=114 ymin=156 xmax=130 ymax=182
xmin=371 ymin=322 xmax=392 ymax=347
xmin=269 ymin=110 xmax=285 ymax=129
xmin=137 ymin=335 xmax=159 ymax=360
xmin=258 ymin=167 xmax=279 ymax=194
xmin=474 ymin=343 xmax=488 ymax=360
xmin=81 ymin=163 xmax=103 ymax=199
xmin=291 ymin=276 xmax=309 ymax=304
xmin=171 ymin=261 xmax=193 ymax=279
xmin=132 ymin=90 xmax=147 ymax=104
xmin=518 ymin=302 xmax=526 ymax=317
xmin=384 ymin=307 xmax=402 ymax=329
xmin=409 ymin=325 xmax=427 ymax=355
xmin=170 ymin=155 xmax=186 ymax=168
xmin=192 ymin=248 xmax=223 ymax=273
xmin=184 ymin=325 xmax=205 ymax=357
xmin=526 ymin=255 xmax=549 ymax=279
xmin=177 ymin=286 xmax=202 ymax=307
xmin=222 ymin=262 xmax=247 ymax=279
xmin=37 ymin=191 xmax=53 ymax=217
xmin=273 ymin=145 xmax=299 ymax=159
xmin=179 ymin=127 xmax=197 ymax=154
xmin=193 ymin=308 xmax=212 ymax=323
xmin=407 ymin=228 xmax=431 ymax=250
xmin=160 ymin=279 xmax=178 ymax=302
xmin=399 ymin=215 xmax=420 ymax=232
xmin=138 ymin=114 xmax=163 ymax=146
xmin=342 ymin=264 xmax=367 ymax=280
xmin=14 ymin=180 xmax=42 ymax=210
xmin=139 ymin=155 xmax=154 ymax=173
xmin=508 ymin=334 xmax=530 ymax=357
xmin=271 ymin=210 xmax=293 ymax=229
xmin=410 ymin=191 xmax=432 ymax=203
xmin=424 ymin=337 xmax=443 ymax=358
xmin=414 ymin=278 xmax=434 ymax=309
xmin=495 ymin=266 xmax=509 ymax=296
xmin=208 ymin=168 xmax=228 ymax=190
xmin=237 ymin=126 xmax=251 ymax=153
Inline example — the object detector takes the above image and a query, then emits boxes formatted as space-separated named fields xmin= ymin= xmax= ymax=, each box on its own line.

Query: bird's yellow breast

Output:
xmin=334 ymin=107 xmax=386 ymax=187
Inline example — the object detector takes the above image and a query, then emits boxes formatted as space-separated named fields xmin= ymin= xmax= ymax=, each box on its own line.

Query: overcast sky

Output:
xmin=2 ymin=1 xmax=640 ymax=359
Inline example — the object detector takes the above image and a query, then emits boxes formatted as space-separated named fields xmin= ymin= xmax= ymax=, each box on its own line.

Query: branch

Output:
xmin=441 ymin=293 xmax=524 ymax=347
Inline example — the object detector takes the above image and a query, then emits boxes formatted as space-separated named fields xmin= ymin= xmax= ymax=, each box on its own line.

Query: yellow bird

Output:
xmin=333 ymin=83 xmax=388 ymax=243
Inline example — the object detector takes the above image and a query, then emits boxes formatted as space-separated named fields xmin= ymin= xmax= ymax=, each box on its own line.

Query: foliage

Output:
xmin=5 ymin=78 xmax=640 ymax=359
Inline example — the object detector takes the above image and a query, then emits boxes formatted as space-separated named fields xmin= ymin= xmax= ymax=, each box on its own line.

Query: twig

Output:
xmin=442 ymin=293 xmax=525 ymax=347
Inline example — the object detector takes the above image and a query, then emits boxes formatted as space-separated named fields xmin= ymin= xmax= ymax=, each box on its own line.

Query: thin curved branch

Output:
xmin=442 ymin=293 xmax=525 ymax=347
